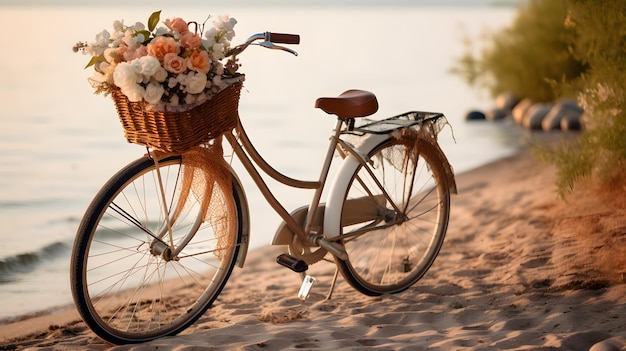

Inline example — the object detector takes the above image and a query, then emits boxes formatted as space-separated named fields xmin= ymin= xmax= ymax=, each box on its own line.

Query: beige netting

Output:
xmin=158 ymin=140 xmax=236 ymax=261
xmin=389 ymin=118 xmax=458 ymax=194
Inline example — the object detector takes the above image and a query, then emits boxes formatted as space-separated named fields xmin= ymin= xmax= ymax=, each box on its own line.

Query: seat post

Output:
xmin=347 ymin=118 xmax=355 ymax=131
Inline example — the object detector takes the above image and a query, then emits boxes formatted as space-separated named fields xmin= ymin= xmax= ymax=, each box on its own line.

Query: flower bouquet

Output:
xmin=74 ymin=11 xmax=245 ymax=152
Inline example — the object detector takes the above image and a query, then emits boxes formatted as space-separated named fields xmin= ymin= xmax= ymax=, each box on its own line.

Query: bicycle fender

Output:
xmin=229 ymin=166 xmax=251 ymax=268
xmin=323 ymin=133 xmax=389 ymax=238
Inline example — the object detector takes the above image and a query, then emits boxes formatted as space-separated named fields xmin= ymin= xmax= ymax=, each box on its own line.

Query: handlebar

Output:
xmin=267 ymin=32 xmax=300 ymax=45
xmin=226 ymin=31 xmax=300 ymax=58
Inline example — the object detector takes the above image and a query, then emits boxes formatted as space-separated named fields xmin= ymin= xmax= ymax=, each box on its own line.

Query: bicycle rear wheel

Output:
xmin=336 ymin=137 xmax=450 ymax=295
xmin=70 ymin=155 xmax=243 ymax=344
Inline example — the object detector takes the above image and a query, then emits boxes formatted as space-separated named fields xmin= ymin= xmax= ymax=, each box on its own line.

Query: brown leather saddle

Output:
xmin=315 ymin=90 xmax=378 ymax=120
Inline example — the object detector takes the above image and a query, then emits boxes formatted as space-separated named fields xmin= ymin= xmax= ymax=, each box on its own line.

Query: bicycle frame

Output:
xmin=223 ymin=117 xmax=349 ymax=259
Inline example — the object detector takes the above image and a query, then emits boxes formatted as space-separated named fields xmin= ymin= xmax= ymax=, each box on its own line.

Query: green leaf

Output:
xmin=148 ymin=10 xmax=161 ymax=32
xmin=84 ymin=55 xmax=105 ymax=69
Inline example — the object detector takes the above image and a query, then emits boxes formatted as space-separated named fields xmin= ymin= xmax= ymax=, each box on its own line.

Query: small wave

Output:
xmin=0 ymin=241 xmax=71 ymax=283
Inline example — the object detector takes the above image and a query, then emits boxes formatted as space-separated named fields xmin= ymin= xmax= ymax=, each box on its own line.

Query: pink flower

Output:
xmin=180 ymin=32 xmax=202 ymax=51
xmin=187 ymin=50 xmax=211 ymax=74
xmin=170 ymin=17 xmax=189 ymax=34
xmin=163 ymin=53 xmax=187 ymax=74
xmin=123 ymin=45 xmax=148 ymax=61
xmin=147 ymin=36 xmax=179 ymax=62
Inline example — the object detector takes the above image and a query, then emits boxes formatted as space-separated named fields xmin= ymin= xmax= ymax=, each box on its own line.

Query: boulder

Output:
xmin=542 ymin=99 xmax=584 ymax=131
xmin=522 ymin=103 xmax=552 ymax=130
xmin=561 ymin=112 xmax=584 ymax=130
xmin=495 ymin=91 xmax=518 ymax=110
xmin=465 ymin=110 xmax=486 ymax=121
xmin=485 ymin=108 xmax=510 ymax=121
xmin=589 ymin=337 xmax=626 ymax=351
xmin=512 ymin=98 xmax=533 ymax=125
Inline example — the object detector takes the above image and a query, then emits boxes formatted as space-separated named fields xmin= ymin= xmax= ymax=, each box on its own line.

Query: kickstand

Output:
xmin=325 ymin=266 xmax=339 ymax=300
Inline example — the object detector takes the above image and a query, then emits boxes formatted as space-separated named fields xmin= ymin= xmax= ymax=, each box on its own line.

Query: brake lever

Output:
xmin=254 ymin=41 xmax=299 ymax=56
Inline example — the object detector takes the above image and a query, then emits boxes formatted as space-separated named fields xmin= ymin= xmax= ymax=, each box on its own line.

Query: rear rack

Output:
xmin=351 ymin=111 xmax=445 ymax=135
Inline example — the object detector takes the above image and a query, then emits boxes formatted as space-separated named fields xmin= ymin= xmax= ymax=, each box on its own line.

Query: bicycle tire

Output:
xmin=336 ymin=137 xmax=451 ymax=295
xmin=70 ymin=155 xmax=243 ymax=344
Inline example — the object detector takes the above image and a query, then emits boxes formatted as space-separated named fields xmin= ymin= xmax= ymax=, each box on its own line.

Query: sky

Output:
xmin=1 ymin=0 xmax=523 ymax=8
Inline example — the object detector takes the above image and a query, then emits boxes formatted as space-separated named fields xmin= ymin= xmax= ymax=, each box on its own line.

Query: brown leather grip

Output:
xmin=268 ymin=32 xmax=300 ymax=45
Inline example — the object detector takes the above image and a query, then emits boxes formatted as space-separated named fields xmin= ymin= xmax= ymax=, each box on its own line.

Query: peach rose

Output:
xmin=163 ymin=53 xmax=187 ymax=74
xmin=187 ymin=50 xmax=211 ymax=74
xmin=180 ymin=32 xmax=202 ymax=51
xmin=147 ymin=36 xmax=179 ymax=62
xmin=170 ymin=17 xmax=189 ymax=34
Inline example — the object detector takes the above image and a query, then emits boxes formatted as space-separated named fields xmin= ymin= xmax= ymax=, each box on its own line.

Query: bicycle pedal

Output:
xmin=298 ymin=275 xmax=316 ymax=300
xmin=276 ymin=253 xmax=308 ymax=273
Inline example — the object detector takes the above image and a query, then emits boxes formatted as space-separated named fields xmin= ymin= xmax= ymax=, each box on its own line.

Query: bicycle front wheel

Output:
xmin=336 ymin=137 xmax=451 ymax=296
xmin=70 ymin=155 xmax=243 ymax=344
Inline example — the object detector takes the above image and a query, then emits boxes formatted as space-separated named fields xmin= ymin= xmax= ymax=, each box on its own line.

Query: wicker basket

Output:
xmin=111 ymin=81 xmax=243 ymax=153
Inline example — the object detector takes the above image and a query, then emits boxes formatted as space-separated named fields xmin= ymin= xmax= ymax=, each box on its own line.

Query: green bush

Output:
xmin=453 ymin=0 xmax=586 ymax=102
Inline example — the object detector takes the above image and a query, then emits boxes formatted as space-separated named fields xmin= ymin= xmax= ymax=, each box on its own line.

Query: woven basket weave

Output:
xmin=111 ymin=81 xmax=242 ymax=153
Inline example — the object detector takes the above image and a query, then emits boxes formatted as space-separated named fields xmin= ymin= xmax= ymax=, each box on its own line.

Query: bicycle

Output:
xmin=70 ymin=31 xmax=457 ymax=344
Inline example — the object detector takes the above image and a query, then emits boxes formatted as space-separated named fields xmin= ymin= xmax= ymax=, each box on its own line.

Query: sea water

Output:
xmin=0 ymin=1 xmax=520 ymax=319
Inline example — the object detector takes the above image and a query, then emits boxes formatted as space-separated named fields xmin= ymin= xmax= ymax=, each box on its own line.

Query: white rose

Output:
xmin=113 ymin=62 xmax=139 ymax=89
xmin=129 ymin=60 xmax=150 ymax=84
xmin=138 ymin=56 xmax=160 ymax=77
xmin=153 ymin=67 xmax=168 ymax=82
xmin=121 ymin=84 xmax=145 ymax=102
xmin=185 ymin=72 xmax=207 ymax=94
xmin=130 ymin=60 xmax=142 ymax=74
xmin=144 ymin=83 xmax=164 ymax=105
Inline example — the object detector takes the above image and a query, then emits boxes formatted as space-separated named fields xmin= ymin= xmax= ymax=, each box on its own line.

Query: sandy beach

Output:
xmin=1 ymin=135 xmax=625 ymax=351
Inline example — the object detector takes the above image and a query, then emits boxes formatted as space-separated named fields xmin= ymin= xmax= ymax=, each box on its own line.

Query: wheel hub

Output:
xmin=150 ymin=241 xmax=174 ymax=261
